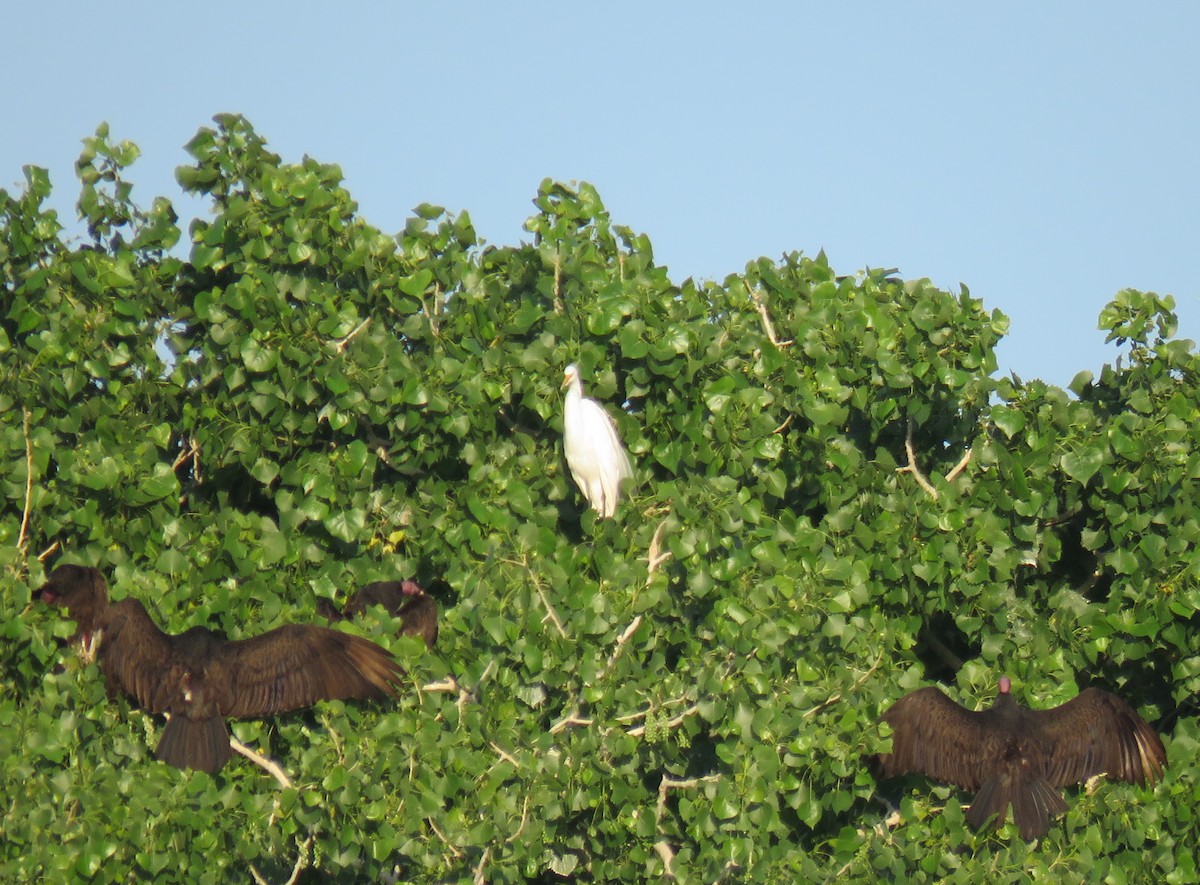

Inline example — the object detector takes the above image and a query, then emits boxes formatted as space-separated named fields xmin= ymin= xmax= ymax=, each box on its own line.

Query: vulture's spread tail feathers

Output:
xmin=967 ymin=770 xmax=1069 ymax=839
xmin=156 ymin=714 xmax=231 ymax=774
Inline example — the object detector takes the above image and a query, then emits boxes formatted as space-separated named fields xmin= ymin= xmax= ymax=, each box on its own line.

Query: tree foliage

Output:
xmin=2 ymin=115 xmax=1198 ymax=883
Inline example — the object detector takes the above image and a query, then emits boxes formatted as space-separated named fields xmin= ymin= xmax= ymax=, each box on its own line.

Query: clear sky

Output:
xmin=6 ymin=3 xmax=1198 ymax=388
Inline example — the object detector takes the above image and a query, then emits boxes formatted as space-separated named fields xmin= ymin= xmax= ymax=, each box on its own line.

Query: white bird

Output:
xmin=561 ymin=364 xmax=634 ymax=518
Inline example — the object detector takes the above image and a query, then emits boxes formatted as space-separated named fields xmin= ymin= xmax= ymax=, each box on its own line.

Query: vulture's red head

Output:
xmin=38 ymin=564 xmax=109 ymax=641
xmin=998 ymin=676 xmax=1012 ymax=695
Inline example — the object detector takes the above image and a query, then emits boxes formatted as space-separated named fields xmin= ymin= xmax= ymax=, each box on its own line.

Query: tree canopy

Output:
xmin=2 ymin=115 xmax=1197 ymax=883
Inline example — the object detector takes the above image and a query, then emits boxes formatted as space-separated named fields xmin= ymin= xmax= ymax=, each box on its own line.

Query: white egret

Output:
xmin=561 ymin=364 xmax=634 ymax=518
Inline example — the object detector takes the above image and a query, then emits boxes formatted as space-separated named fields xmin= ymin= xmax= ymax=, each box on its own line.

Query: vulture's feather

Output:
xmin=38 ymin=565 xmax=403 ymax=774
xmin=871 ymin=677 xmax=1167 ymax=839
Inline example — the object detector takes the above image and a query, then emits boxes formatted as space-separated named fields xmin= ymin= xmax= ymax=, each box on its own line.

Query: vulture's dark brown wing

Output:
xmin=874 ymin=687 xmax=1001 ymax=791
xmin=95 ymin=598 xmax=179 ymax=713
xmin=1024 ymin=687 xmax=1167 ymax=788
xmin=208 ymin=624 xmax=403 ymax=719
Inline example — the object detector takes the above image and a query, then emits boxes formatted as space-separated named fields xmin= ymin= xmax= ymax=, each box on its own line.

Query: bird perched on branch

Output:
xmin=869 ymin=676 xmax=1167 ymax=839
xmin=317 ymin=579 xmax=438 ymax=648
xmin=561 ymin=363 xmax=634 ymax=518
xmin=38 ymin=564 xmax=404 ymax=774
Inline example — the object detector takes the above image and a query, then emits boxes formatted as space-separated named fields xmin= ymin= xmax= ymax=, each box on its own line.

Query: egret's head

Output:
xmin=562 ymin=364 xmax=580 ymax=388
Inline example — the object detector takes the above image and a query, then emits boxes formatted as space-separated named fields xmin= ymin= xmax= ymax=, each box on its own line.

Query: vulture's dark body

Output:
xmin=39 ymin=565 xmax=404 ymax=774
xmin=872 ymin=681 xmax=1167 ymax=839
xmin=319 ymin=580 xmax=439 ymax=649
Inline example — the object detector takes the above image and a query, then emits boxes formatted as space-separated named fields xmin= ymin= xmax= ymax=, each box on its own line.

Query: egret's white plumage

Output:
xmin=562 ymin=364 xmax=633 ymax=518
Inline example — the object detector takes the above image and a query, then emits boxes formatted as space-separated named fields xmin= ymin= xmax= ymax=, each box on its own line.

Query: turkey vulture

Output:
xmin=562 ymin=363 xmax=634 ymax=518
xmin=38 ymin=564 xmax=404 ymax=774
xmin=317 ymin=579 xmax=439 ymax=648
xmin=870 ymin=677 xmax=1167 ymax=839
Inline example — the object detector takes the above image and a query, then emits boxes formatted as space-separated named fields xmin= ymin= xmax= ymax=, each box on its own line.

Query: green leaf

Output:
xmin=1061 ymin=446 xmax=1105 ymax=485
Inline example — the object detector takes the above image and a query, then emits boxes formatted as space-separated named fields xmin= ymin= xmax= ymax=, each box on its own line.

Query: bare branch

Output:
xmin=37 ymin=540 xmax=61 ymax=563
xmin=489 ymin=741 xmax=519 ymax=767
xmin=654 ymin=840 xmax=677 ymax=879
xmin=428 ymin=817 xmax=463 ymax=858
xmin=646 ymin=518 xmax=672 ymax=578
xmin=550 ymin=712 xmax=593 ymax=734
xmin=171 ymin=436 xmax=200 ymax=472
xmin=422 ymin=674 xmax=474 ymax=718
xmin=18 ymin=408 xmax=33 ymax=554
xmin=752 ymin=290 xmax=793 ymax=348
xmin=552 ymin=254 xmax=564 ymax=315
xmin=507 ymin=794 xmax=531 ymax=844
xmin=473 ymin=846 xmax=491 ymax=885
xmin=230 ymin=736 xmax=293 ymax=789
xmin=945 ymin=447 xmax=973 ymax=483
xmin=772 ymin=414 xmax=794 ymax=435
xmin=656 ymin=774 xmax=720 ymax=824
xmin=896 ymin=418 xmax=939 ymax=499
xmin=597 ymin=615 xmax=643 ymax=682
xmin=614 ymin=695 xmax=695 ymax=724
xmin=803 ymin=651 xmax=884 ymax=718
xmin=330 ymin=317 xmax=371 ymax=354
xmin=532 ymin=575 xmax=567 ymax=638
xmin=319 ymin=712 xmax=345 ymax=766
xmin=250 ymin=836 xmax=312 ymax=885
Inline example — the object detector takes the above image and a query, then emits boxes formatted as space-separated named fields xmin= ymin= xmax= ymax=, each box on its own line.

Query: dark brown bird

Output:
xmin=317 ymin=580 xmax=438 ymax=649
xmin=870 ymin=676 xmax=1167 ymax=839
xmin=38 ymin=564 xmax=404 ymax=774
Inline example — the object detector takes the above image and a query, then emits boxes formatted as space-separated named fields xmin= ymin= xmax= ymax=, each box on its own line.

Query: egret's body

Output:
xmin=562 ymin=364 xmax=633 ymax=518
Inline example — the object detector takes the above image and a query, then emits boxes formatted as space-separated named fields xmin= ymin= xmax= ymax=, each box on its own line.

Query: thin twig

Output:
xmin=319 ymin=712 xmax=345 ymax=766
xmin=331 ymin=317 xmax=371 ymax=353
xmin=552 ymin=254 xmax=564 ymax=314
xmin=18 ymin=408 xmax=34 ymax=553
xmin=772 ymin=414 xmax=794 ymax=435
xmin=489 ymin=742 xmax=519 ymax=767
xmin=597 ymin=615 xmax=643 ymax=682
xmin=249 ymin=836 xmax=312 ymax=885
xmin=428 ymin=817 xmax=463 ymax=858
xmin=37 ymin=540 xmax=61 ymax=563
xmin=171 ymin=436 xmax=200 ymax=471
xmin=230 ymin=736 xmax=293 ymax=789
xmin=802 ymin=650 xmax=885 ymax=719
xmin=532 ymin=574 xmax=567 ymax=638
xmin=614 ymin=695 xmax=694 ymax=724
xmin=550 ymin=713 xmax=593 ymax=734
xmin=420 ymin=281 xmax=445 ymax=338
xmin=507 ymin=794 xmax=531 ymax=844
xmin=896 ymin=418 xmax=939 ymax=499
xmin=628 ymin=704 xmax=701 ymax=738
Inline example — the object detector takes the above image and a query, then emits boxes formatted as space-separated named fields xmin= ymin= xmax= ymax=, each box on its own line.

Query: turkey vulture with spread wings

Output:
xmin=38 ymin=564 xmax=403 ymax=774
xmin=870 ymin=677 xmax=1167 ymax=839
xmin=317 ymin=579 xmax=439 ymax=648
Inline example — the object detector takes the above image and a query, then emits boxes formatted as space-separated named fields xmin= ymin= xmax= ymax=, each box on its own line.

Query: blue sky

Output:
xmin=6 ymin=4 xmax=1197 ymax=387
